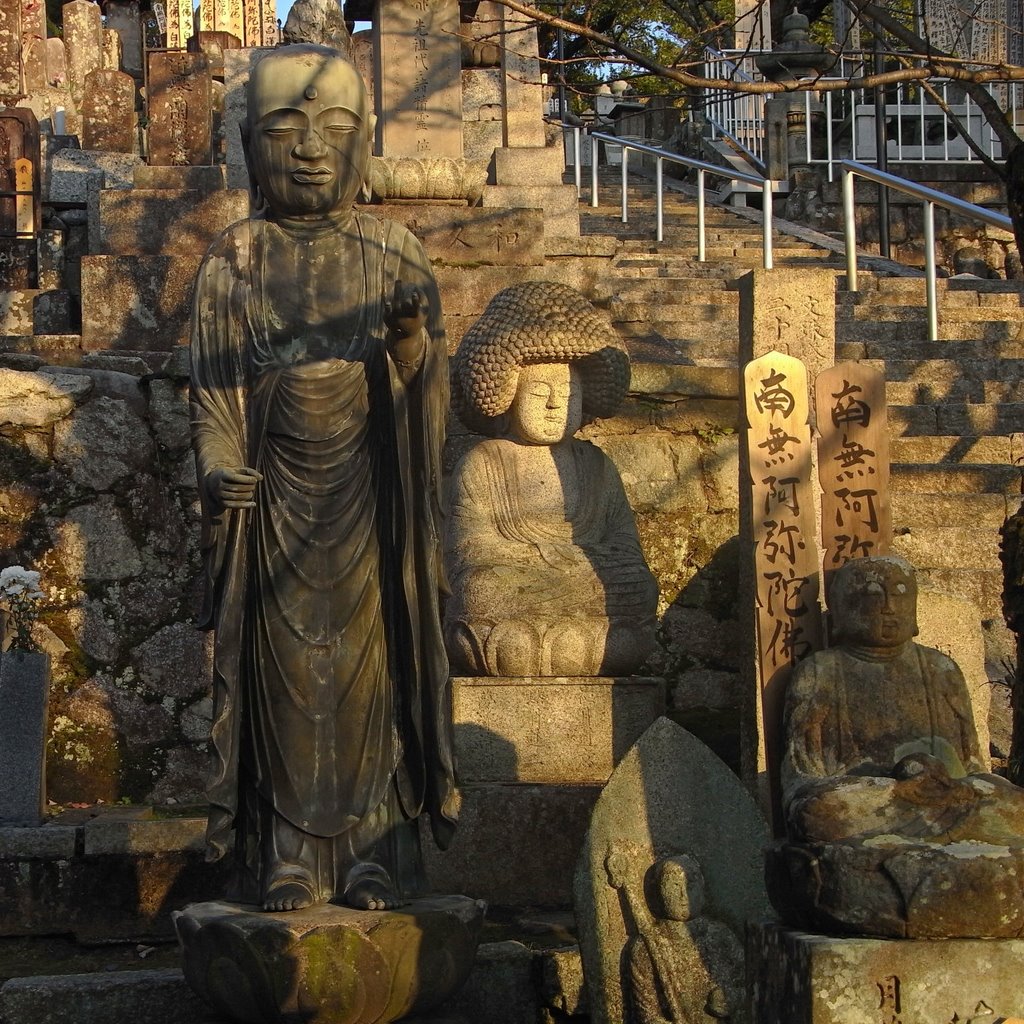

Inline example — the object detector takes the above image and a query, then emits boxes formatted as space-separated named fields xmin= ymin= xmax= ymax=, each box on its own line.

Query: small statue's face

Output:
xmin=655 ymin=857 xmax=704 ymax=922
xmin=834 ymin=559 xmax=917 ymax=649
xmin=507 ymin=363 xmax=583 ymax=446
xmin=247 ymin=51 xmax=372 ymax=217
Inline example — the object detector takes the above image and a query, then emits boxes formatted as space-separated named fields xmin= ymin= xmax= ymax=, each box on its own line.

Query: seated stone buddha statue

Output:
xmin=443 ymin=282 xmax=659 ymax=678
xmin=771 ymin=554 xmax=1024 ymax=938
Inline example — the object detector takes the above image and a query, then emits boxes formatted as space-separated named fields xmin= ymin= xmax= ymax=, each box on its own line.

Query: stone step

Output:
xmin=890 ymin=434 xmax=1016 ymax=464
xmin=840 ymin=303 xmax=1024 ymax=325
xmin=837 ymin=339 xmax=1024 ymax=361
xmin=890 ymin=490 xmax=1013 ymax=530
xmin=610 ymin=301 xmax=739 ymax=325
xmin=891 ymin=524 xmax=1003 ymax=570
xmin=909 ymin=566 xmax=1005 ymax=624
xmin=597 ymin=278 xmax=739 ymax=302
xmin=837 ymin=320 xmax=1024 ymax=344
xmin=890 ymin=462 xmax=1022 ymax=494
xmin=612 ymin=326 xmax=738 ymax=363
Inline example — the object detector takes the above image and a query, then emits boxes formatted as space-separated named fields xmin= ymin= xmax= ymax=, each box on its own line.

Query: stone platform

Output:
xmin=423 ymin=676 xmax=665 ymax=907
xmin=175 ymin=896 xmax=486 ymax=1024
xmin=751 ymin=922 xmax=1024 ymax=1024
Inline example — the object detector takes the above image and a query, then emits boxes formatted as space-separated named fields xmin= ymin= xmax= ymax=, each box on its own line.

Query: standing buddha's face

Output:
xmin=507 ymin=363 xmax=584 ymax=446
xmin=245 ymin=47 xmax=374 ymax=218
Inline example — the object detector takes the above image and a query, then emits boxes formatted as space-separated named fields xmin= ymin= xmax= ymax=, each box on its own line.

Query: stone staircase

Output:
xmin=580 ymin=168 xmax=1024 ymax=656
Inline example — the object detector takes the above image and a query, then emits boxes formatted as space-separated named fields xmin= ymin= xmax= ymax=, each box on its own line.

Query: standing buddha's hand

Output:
xmin=206 ymin=466 xmax=263 ymax=511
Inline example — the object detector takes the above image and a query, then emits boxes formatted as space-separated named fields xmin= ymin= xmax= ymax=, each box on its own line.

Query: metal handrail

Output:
xmin=840 ymin=158 xmax=1013 ymax=341
xmin=588 ymin=130 xmax=774 ymax=269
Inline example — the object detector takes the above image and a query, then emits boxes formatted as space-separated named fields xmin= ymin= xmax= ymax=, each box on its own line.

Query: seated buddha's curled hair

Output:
xmin=452 ymin=282 xmax=630 ymax=436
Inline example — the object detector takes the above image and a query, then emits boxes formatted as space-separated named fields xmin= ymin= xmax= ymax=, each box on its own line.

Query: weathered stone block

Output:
xmin=133 ymin=164 xmax=227 ymax=190
xmin=492 ymin=146 xmax=565 ymax=186
xmin=367 ymin=204 xmax=544 ymax=267
xmin=0 ymin=289 xmax=35 ymax=334
xmin=82 ymin=815 xmax=205 ymax=855
xmin=0 ymin=652 xmax=50 ymax=825
xmin=751 ymin=923 xmax=1024 ymax=1024
xmin=97 ymin=189 xmax=248 ymax=255
xmin=453 ymin=676 xmax=665 ymax=783
xmin=80 ymin=254 xmax=200 ymax=350
xmin=0 ymin=366 xmax=93 ymax=426
xmin=480 ymin=184 xmax=580 ymax=237
xmin=422 ymin=783 xmax=600 ymax=907
xmin=46 ymin=149 xmax=141 ymax=203
xmin=0 ymin=969 xmax=207 ymax=1024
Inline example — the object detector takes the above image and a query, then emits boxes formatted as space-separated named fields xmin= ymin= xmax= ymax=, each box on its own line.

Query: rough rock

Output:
xmin=49 ymin=497 xmax=143 ymax=580
xmin=132 ymin=622 xmax=211 ymax=700
xmin=0 ymin=368 xmax=93 ymax=427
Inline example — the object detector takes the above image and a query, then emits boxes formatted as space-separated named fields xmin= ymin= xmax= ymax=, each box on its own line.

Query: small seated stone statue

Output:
xmin=444 ymin=281 xmax=659 ymax=678
xmin=606 ymin=848 xmax=744 ymax=1024
xmin=771 ymin=555 xmax=1024 ymax=938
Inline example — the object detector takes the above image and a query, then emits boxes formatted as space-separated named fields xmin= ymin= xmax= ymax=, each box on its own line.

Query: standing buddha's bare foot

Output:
xmin=263 ymin=877 xmax=315 ymax=912
xmin=342 ymin=863 xmax=406 ymax=911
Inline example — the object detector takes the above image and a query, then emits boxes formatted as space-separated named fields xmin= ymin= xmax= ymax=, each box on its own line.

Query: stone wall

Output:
xmin=0 ymin=331 xmax=743 ymax=805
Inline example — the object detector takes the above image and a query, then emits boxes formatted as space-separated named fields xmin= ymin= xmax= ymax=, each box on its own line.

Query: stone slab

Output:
xmin=97 ymin=189 xmax=247 ymax=255
xmin=491 ymin=145 xmax=565 ymax=186
xmin=0 ymin=825 xmax=77 ymax=859
xmin=453 ymin=676 xmax=665 ymax=783
xmin=82 ymin=816 xmax=205 ymax=855
xmin=46 ymin=149 xmax=141 ymax=204
xmin=751 ymin=922 xmax=1024 ymax=1024
xmin=0 ymin=969 xmax=207 ymax=1024
xmin=422 ymin=783 xmax=600 ymax=907
xmin=0 ymin=652 xmax=50 ymax=825
xmin=133 ymin=164 xmax=227 ymax=190
xmin=479 ymin=183 xmax=580 ymax=237
xmin=366 ymin=204 xmax=543 ymax=267
xmin=80 ymin=255 xmax=201 ymax=351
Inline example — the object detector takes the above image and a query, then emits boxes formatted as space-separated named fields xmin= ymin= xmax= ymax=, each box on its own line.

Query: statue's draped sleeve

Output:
xmin=189 ymin=222 xmax=253 ymax=860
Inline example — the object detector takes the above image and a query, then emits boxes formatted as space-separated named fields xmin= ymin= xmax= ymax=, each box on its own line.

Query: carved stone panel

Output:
xmin=82 ymin=69 xmax=136 ymax=154
xmin=374 ymin=0 xmax=463 ymax=158
xmin=147 ymin=51 xmax=213 ymax=166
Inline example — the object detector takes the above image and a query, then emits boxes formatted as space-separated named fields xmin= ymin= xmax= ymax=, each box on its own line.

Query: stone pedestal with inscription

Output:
xmin=751 ymin=922 xmax=1024 ymax=1024
xmin=422 ymin=676 xmax=665 ymax=907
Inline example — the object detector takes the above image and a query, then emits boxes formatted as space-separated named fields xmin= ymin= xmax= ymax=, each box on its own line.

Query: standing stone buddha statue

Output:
xmin=189 ymin=44 xmax=456 ymax=914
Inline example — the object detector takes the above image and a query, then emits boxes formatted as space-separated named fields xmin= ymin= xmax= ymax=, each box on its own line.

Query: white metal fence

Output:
xmin=701 ymin=47 xmax=1023 ymax=179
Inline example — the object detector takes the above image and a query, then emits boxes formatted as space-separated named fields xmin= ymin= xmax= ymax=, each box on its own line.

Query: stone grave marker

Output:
xmin=23 ymin=35 xmax=46 ymax=92
xmin=574 ymin=717 xmax=771 ymax=1024
xmin=498 ymin=0 xmax=545 ymax=148
xmin=102 ymin=26 xmax=122 ymax=70
xmin=0 ymin=0 xmax=24 ymax=101
xmin=0 ymin=652 xmax=51 ymax=826
xmin=147 ymin=51 xmax=213 ymax=166
xmin=82 ymin=69 xmax=136 ymax=153
xmin=105 ymin=0 xmax=144 ymax=74
xmin=374 ymin=0 xmax=463 ymax=158
xmin=21 ymin=0 xmax=46 ymax=49
xmin=45 ymin=36 xmax=65 ymax=87
xmin=64 ymin=0 xmax=103 ymax=109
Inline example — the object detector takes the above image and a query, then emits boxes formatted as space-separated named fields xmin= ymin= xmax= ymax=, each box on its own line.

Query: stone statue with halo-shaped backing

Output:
xmin=175 ymin=44 xmax=483 ymax=1024
xmin=768 ymin=554 xmax=1024 ymax=939
xmin=444 ymin=281 xmax=659 ymax=677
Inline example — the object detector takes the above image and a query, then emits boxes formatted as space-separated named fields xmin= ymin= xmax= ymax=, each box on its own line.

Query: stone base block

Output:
xmin=422 ymin=783 xmax=599 ymax=907
xmin=175 ymin=896 xmax=485 ymax=1024
xmin=367 ymin=205 xmax=544 ymax=267
xmin=453 ymin=676 xmax=665 ymax=783
xmin=751 ymin=922 xmax=1024 ymax=1024
xmin=46 ymin=149 xmax=141 ymax=204
xmin=0 ymin=811 xmax=228 ymax=941
xmin=96 ymin=189 xmax=248 ymax=256
xmin=480 ymin=184 xmax=580 ymax=237
xmin=80 ymin=255 xmax=201 ymax=350
xmin=0 ymin=289 xmax=74 ymax=335
xmin=491 ymin=146 xmax=566 ymax=186
xmin=133 ymin=164 xmax=227 ymax=190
